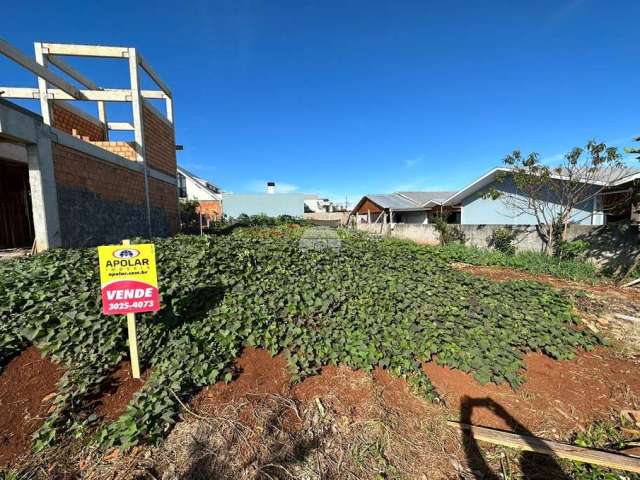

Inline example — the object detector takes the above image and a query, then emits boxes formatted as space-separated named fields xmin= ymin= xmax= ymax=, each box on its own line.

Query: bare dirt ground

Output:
xmin=93 ymin=362 xmax=149 ymax=422
xmin=0 ymin=347 xmax=63 ymax=468
xmin=66 ymin=344 xmax=640 ymax=480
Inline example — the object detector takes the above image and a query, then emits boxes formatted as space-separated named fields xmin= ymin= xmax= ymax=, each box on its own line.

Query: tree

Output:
xmin=179 ymin=199 xmax=200 ymax=232
xmin=488 ymin=140 xmax=628 ymax=255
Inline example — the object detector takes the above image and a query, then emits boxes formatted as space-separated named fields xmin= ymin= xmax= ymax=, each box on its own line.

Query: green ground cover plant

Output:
xmin=566 ymin=420 xmax=640 ymax=480
xmin=0 ymin=229 xmax=600 ymax=451
xmin=431 ymin=242 xmax=601 ymax=282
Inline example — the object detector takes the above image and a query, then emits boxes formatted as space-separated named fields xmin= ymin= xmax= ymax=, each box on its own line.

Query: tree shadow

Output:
xmin=460 ymin=396 xmax=569 ymax=480
xmin=574 ymin=224 xmax=640 ymax=277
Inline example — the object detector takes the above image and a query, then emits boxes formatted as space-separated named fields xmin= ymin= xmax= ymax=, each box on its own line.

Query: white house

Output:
xmin=177 ymin=166 xmax=222 ymax=221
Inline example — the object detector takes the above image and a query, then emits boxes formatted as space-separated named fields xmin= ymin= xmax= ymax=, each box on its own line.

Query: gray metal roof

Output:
xmin=367 ymin=194 xmax=421 ymax=210
xmin=396 ymin=191 xmax=458 ymax=206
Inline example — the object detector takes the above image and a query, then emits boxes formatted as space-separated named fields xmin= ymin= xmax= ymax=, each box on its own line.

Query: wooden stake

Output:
xmin=622 ymin=277 xmax=640 ymax=288
xmin=122 ymin=239 xmax=141 ymax=379
xmin=448 ymin=421 xmax=640 ymax=473
xmin=126 ymin=312 xmax=141 ymax=379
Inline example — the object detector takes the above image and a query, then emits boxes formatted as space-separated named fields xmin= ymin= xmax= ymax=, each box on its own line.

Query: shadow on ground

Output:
xmin=460 ymin=396 xmax=569 ymax=480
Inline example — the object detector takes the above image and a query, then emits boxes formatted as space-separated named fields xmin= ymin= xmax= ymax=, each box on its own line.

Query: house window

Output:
xmin=177 ymin=173 xmax=187 ymax=198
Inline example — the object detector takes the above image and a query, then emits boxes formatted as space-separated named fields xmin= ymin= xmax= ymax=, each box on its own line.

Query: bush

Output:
xmin=489 ymin=228 xmax=518 ymax=255
xmin=433 ymin=215 xmax=466 ymax=246
xmin=556 ymin=239 xmax=589 ymax=260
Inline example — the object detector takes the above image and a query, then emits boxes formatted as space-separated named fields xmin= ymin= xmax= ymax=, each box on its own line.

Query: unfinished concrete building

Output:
xmin=0 ymin=39 xmax=179 ymax=251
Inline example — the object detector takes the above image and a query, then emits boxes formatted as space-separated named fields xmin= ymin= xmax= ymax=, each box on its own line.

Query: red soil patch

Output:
xmin=424 ymin=348 xmax=640 ymax=437
xmin=0 ymin=347 xmax=64 ymax=468
xmin=193 ymin=347 xmax=291 ymax=414
xmin=292 ymin=365 xmax=375 ymax=417
xmin=94 ymin=362 xmax=149 ymax=421
xmin=193 ymin=345 xmax=639 ymax=445
xmin=193 ymin=349 xmax=426 ymax=422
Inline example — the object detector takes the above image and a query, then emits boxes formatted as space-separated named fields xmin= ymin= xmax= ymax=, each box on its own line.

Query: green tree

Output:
xmin=489 ymin=140 xmax=627 ymax=255
xmin=179 ymin=199 xmax=200 ymax=232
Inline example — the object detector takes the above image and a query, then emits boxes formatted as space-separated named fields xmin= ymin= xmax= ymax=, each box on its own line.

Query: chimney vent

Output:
xmin=267 ymin=181 xmax=275 ymax=194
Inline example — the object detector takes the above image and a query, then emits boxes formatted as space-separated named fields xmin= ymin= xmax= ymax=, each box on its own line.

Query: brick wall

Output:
xmin=53 ymin=143 xmax=145 ymax=204
xmin=142 ymin=105 xmax=176 ymax=176
xmin=52 ymin=143 xmax=178 ymax=246
xmin=89 ymin=141 xmax=137 ymax=162
xmin=52 ymin=103 xmax=106 ymax=141
xmin=149 ymin=178 xmax=179 ymax=234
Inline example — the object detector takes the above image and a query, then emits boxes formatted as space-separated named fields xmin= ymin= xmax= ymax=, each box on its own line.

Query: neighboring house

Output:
xmin=351 ymin=167 xmax=640 ymax=226
xmin=304 ymin=194 xmax=345 ymax=213
xmin=0 ymin=41 xmax=179 ymax=250
xmin=177 ymin=166 xmax=222 ymax=222
xmin=350 ymin=191 xmax=458 ymax=225
xmin=448 ymin=167 xmax=639 ymax=226
xmin=223 ymin=182 xmax=305 ymax=219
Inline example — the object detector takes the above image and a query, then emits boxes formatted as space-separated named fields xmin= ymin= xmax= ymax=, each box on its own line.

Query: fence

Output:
xmin=356 ymin=222 xmax=639 ymax=274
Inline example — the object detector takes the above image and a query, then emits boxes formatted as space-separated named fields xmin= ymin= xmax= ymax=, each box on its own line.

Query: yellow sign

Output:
xmin=97 ymin=243 xmax=159 ymax=315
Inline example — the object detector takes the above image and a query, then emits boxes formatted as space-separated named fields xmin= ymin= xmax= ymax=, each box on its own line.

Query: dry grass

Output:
xmin=61 ymin=374 xmax=464 ymax=480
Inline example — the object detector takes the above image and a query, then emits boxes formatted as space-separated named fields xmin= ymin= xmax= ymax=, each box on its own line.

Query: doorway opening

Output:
xmin=0 ymin=159 xmax=34 ymax=249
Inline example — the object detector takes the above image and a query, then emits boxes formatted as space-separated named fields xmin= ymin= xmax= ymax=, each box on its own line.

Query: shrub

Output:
xmin=489 ymin=228 xmax=518 ymax=255
xmin=433 ymin=215 xmax=466 ymax=246
xmin=556 ymin=239 xmax=589 ymax=260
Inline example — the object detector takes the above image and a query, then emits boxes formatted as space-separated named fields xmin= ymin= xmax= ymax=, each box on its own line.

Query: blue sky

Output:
xmin=2 ymin=0 xmax=639 ymax=205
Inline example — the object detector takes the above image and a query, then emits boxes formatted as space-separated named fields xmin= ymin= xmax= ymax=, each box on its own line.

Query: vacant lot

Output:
xmin=0 ymin=225 xmax=638 ymax=479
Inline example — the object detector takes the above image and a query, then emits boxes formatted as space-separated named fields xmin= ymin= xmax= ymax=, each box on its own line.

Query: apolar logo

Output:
xmin=106 ymin=248 xmax=149 ymax=268
xmin=113 ymin=248 xmax=140 ymax=259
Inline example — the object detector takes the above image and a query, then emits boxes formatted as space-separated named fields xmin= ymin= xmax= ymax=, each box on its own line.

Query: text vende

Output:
xmin=106 ymin=288 xmax=154 ymax=300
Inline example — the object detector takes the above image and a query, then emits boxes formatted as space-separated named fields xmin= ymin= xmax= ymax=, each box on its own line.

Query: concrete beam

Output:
xmin=0 ymin=100 xmax=40 ymax=143
xmin=0 ymin=141 xmax=28 ymax=163
xmin=0 ymin=38 xmax=82 ymax=99
xmin=149 ymin=167 xmax=177 ymax=186
xmin=0 ymin=87 xmax=167 ymax=102
xmin=107 ymin=122 xmax=134 ymax=131
xmin=138 ymin=54 xmax=172 ymax=97
xmin=47 ymin=55 xmax=100 ymax=89
xmin=41 ymin=43 xmax=129 ymax=58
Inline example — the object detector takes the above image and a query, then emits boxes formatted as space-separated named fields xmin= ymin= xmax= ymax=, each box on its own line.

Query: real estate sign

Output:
xmin=97 ymin=243 xmax=160 ymax=315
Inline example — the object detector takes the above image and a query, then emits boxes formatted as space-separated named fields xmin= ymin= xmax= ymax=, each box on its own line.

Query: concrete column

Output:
xmin=27 ymin=127 xmax=61 ymax=250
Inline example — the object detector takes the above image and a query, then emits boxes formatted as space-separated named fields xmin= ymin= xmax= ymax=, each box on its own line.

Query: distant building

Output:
xmin=177 ymin=166 xmax=222 ymax=222
xmin=351 ymin=191 xmax=458 ymax=225
xmin=223 ymin=182 xmax=305 ymax=219
xmin=351 ymin=167 xmax=640 ymax=226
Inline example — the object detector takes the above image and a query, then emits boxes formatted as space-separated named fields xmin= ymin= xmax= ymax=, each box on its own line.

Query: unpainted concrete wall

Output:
xmin=223 ymin=193 xmax=305 ymax=218
xmin=304 ymin=211 xmax=350 ymax=224
xmin=356 ymin=222 xmax=639 ymax=272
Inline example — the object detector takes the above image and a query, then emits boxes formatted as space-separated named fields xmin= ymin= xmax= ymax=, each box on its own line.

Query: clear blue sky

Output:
xmin=3 ymin=1 xmax=639 ymax=205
